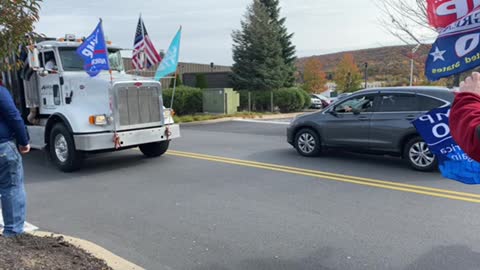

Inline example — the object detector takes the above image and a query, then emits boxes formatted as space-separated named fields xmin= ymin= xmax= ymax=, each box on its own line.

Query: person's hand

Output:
xmin=19 ymin=144 xmax=31 ymax=154
xmin=344 ymin=106 xmax=352 ymax=112
xmin=460 ymin=72 xmax=480 ymax=95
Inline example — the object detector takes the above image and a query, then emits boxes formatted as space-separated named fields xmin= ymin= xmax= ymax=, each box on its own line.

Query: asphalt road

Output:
xmin=22 ymin=120 xmax=480 ymax=270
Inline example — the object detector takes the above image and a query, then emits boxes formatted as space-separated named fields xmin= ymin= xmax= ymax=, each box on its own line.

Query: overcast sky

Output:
xmin=35 ymin=0 xmax=405 ymax=66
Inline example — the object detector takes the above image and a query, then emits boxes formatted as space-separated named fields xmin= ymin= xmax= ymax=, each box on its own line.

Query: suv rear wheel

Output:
xmin=404 ymin=136 xmax=437 ymax=172
xmin=294 ymin=129 xmax=322 ymax=157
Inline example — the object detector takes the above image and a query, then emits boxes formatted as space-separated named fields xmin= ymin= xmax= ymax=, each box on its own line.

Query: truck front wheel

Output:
xmin=139 ymin=141 xmax=170 ymax=158
xmin=49 ymin=123 xmax=84 ymax=172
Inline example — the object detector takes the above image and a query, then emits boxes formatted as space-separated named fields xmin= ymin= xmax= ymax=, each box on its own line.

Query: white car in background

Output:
xmin=310 ymin=94 xmax=331 ymax=109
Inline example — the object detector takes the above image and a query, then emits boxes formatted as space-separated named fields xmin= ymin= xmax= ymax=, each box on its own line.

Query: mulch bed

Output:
xmin=0 ymin=234 xmax=113 ymax=270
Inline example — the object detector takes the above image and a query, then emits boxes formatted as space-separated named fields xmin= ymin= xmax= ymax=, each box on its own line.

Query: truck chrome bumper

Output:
xmin=74 ymin=124 xmax=180 ymax=151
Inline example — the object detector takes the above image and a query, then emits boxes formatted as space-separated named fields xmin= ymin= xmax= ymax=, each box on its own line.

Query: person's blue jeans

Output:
xmin=0 ymin=141 xmax=26 ymax=237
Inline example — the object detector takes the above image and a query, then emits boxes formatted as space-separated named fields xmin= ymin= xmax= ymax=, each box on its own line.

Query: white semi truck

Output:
xmin=2 ymin=35 xmax=180 ymax=172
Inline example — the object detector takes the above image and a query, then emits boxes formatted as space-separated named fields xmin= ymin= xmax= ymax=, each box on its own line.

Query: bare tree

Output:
xmin=376 ymin=0 xmax=436 ymax=45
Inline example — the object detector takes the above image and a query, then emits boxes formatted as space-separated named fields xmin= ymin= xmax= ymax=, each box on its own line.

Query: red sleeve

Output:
xmin=450 ymin=92 xmax=480 ymax=162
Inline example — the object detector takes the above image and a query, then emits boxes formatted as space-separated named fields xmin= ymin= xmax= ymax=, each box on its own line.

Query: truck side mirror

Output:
xmin=28 ymin=47 xmax=40 ymax=70
xmin=38 ymin=69 xmax=49 ymax=77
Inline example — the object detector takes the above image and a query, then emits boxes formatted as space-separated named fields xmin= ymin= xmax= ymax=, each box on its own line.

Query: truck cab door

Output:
xmin=38 ymin=49 xmax=62 ymax=115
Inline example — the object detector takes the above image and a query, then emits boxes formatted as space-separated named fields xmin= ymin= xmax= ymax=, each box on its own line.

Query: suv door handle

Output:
xmin=358 ymin=116 xmax=369 ymax=121
xmin=406 ymin=115 xmax=417 ymax=121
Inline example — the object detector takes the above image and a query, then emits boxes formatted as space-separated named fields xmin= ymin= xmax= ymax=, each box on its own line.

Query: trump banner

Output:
xmin=427 ymin=0 xmax=480 ymax=30
xmin=413 ymin=106 xmax=480 ymax=184
xmin=76 ymin=20 xmax=110 ymax=77
xmin=425 ymin=6 xmax=480 ymax=81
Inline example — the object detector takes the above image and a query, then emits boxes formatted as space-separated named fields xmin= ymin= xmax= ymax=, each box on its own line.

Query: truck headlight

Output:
xmin=89 ymin=114 xmax=108 ymax=126
xmin=163 ymin=109 xmax=175 ymax=120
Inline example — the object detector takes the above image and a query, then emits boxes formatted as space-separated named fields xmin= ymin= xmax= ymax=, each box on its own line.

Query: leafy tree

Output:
xmin=0 ymin=0 xmax=42 ymax=70
xmin=231 ymin=0 xmax=288 ymax=91
xmin=195 ymin=73 xmax=208 ymax=89
xmin=302 ymin=58 xmax=326 ymax=93
xmin=334 ymin=53 xmax=362 ymax=93
xmin=259 ymin=0 xmax=296 ymax=87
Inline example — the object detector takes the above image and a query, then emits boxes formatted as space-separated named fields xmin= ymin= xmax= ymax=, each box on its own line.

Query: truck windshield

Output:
xmin=58 ymin=47 xmax=125 ymax=72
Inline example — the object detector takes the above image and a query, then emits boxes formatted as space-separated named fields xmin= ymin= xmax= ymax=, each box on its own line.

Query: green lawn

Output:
xmin=173 ymin=112 xmax=275 ymax=123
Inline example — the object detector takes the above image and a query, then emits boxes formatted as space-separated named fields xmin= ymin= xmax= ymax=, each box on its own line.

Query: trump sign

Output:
xmin=425 ymin=6 xmax=480 ymax=81
xmin=428 ymin=0 xmax=480 ymax=29
xmin=413 ymin=106 xmax=480 ymax=184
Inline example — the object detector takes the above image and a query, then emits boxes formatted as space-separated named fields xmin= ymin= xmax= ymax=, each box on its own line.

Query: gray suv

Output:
xmin=287 ymin=87 xmax=454 ymax=171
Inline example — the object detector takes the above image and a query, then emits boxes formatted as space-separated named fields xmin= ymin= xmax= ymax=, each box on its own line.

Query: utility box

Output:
xmin=203 ymin=88 xmax=240 ymax=114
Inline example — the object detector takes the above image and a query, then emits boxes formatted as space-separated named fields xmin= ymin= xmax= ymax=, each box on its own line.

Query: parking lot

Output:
xmin=23 ymin=120 xmax=480 ymax=270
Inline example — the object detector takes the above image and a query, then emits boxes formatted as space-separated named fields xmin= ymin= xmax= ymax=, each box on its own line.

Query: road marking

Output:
xmin=167 ymin=150 xmax=480 ymax=204
xmin=233 ymin=119 xmax=291 ymax=125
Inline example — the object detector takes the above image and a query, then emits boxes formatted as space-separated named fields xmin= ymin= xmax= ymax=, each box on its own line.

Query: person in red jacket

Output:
xmin=450 ymin=72 xmax=480 ymax=162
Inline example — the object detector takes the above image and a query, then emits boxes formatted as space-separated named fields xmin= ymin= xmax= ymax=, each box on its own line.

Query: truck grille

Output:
xmin=117 ymin=86 xmax=161 ymax=126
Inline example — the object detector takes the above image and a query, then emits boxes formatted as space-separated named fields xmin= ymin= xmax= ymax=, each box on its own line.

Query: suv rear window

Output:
xmin=417 ymin=95 xmax=446 ymax=111
xmin=377 ymin=94 xmax=417 ymax=112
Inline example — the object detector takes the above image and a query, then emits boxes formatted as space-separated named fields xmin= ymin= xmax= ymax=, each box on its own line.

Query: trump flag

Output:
xmin=76 ymin=20 xmax=110 ymax=77
xmin=413 ymin=106 xmax=480 ymax=184
xmin=427 ymin=0 xmax=480 ymax=30
xmin=425 ymin=6 xmax=480 ymax=81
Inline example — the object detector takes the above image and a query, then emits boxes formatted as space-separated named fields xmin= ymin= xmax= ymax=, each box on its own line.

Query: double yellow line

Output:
xmin=167 ymin=150 xmax=480 ymax=204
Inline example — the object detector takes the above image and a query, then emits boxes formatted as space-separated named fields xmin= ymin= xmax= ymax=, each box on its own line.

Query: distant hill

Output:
xmin=296 ymin=44 xmax=432 ymax=85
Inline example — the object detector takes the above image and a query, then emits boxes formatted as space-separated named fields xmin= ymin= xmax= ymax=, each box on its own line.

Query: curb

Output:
xmin=179 ymin=112 xmax=305 ymax=126
xmin=29 ymin=231 xmax=144 ymax=270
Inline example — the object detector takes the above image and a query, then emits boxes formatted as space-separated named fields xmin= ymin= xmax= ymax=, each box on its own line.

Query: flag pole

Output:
xmin=170 ymin=68 xmax=178 ymax=109
xmin=140 ymin=14 xmax=147 ymax=75
xmin=100 ymin=18 xmax=119 ymax=148
xmin=170 ymin=26 xmax=182 ymax=110
xmin=135 ymin=14 xmax=141 ymax=78
xmin=100 ymin=18 xmax=113 ymax=84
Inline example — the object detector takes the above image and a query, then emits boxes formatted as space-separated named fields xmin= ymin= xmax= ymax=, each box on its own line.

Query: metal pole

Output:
xmin=170 ymin=71 xmax=178 ymax=109
xmin=248 ymin=91 xmax=251 ymax=112
xmin=140 ymin=15 xmax=147 ymax=75
xmin=410 ymin=44 xmax=421 ymax=86
xmin=270 ymin=91 xmax=274 ymax=113
xmin=169 ymin=26 xmax=182 ymax=110
xmin=364 ymin=62 xmax=368 ymax=89
xmin=410 ymin=57 xmax=414 ymax=86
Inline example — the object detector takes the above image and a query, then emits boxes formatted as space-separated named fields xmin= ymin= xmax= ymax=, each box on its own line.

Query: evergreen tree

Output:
xmin=259 ymin=0 xmax=297 ymax=87
xmin=231 ymin=0 xmax=288 ymax=91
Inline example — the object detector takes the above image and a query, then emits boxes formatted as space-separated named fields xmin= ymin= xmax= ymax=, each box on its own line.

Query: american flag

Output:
xmin=132 ymin=17 xmax=162 ymax=70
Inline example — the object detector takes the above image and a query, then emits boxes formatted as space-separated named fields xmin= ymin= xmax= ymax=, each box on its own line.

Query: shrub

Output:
xmin=238 ymin=88 xmax=310 ymax=112
xmin=274 ymin=87 xmax=309 ymax=113
xmin=238 ymin=90 xmax=273 ymax=111
xmin=298 ymin=88 xmax=311 ymax=109
xmin=163 ymin=86 xmax=202 ymax=115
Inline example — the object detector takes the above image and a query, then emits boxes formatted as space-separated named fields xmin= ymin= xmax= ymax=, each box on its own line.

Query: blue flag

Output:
xmin=413 ymin=106 xmax=480 ymax=184
xmin=155 ymin=27 xmax=181 ymax=80
xmin=425 ymin=7 xmax=480 ymax=81
xmin=76 ymin=20 xmax=110 ymax=77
